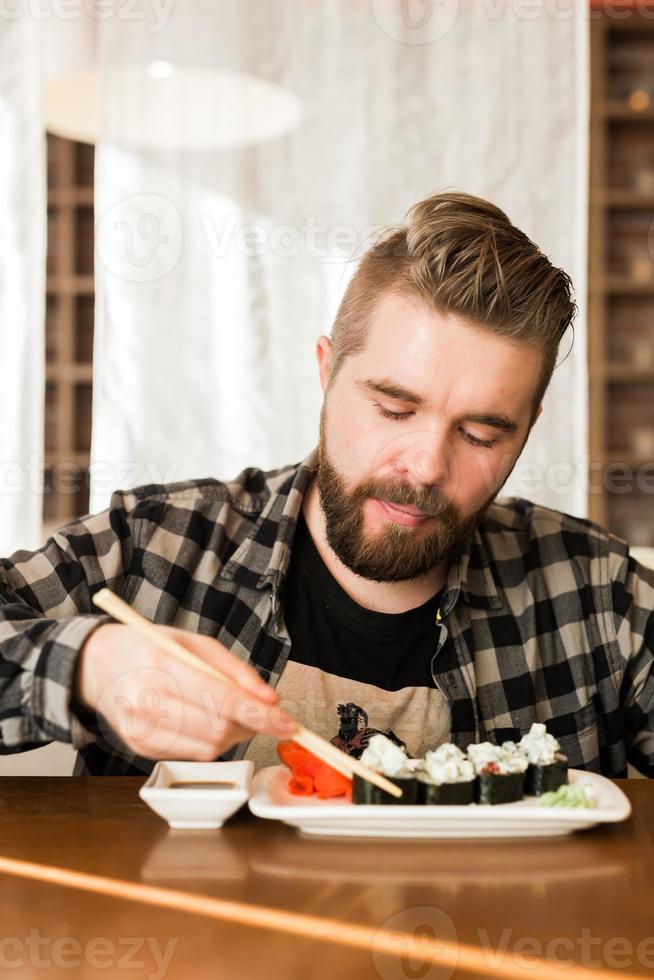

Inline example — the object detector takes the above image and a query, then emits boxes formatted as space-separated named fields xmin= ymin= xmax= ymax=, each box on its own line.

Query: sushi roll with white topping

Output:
xmin=417 ymin=744 xmax=475 ymax=805
xmin=519 ymin=723 xmax=568 ymax=796
xmin=467 ymin=741 xmax=528 ymax=805
xmin=353 ymin=734 xmax=418 ymax=804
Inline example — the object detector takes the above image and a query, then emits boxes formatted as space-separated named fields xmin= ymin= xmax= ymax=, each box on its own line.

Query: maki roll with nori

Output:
xmin=353 ymin=734 xmax=418 ymax=804
xmin=467 ymin=741 xmax=528 ymax=805
xmin=519 ymin=723 xmax=568 ymax=796
xmin=417 ymin=744 xmax=475 ymax=805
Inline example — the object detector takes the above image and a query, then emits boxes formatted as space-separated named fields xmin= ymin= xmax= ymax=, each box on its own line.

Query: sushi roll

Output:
xmin=519 ymin=723 xmax=568 ymax=796
xmin=417 ymin=744 xmax=475 ymax=805
xmin=354 ymin=734 xmax=418 ymax=805
xmin=467 ymin=741 xmax=528 ymax=805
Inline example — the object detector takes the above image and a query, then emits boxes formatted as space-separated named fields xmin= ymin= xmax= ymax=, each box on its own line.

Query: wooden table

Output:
xmin=0 ymin=777 xmax=651 ymax=979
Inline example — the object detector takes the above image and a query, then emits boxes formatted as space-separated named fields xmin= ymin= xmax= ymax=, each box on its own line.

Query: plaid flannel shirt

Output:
xmin=0 ymin=449 xmax=652 ymax=778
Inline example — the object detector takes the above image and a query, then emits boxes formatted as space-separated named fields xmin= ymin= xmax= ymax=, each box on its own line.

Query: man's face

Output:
xmin=316 ymin=291 xmax=543 ymax=582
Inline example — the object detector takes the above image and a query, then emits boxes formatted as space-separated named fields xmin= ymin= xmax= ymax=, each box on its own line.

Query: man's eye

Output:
xmin=461 ymin=428 xmax=497 ymax=449
xmin=374 ymin=402 xmax=412 ymax=422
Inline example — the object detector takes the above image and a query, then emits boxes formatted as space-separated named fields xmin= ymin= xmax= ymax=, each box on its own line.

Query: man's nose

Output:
xmin=400 ymin=432 xmax=451 ymax=486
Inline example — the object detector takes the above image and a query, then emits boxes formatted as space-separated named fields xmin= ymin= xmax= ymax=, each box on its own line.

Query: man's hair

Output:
xmin=328 ymin=191 xmax=576 ymax=414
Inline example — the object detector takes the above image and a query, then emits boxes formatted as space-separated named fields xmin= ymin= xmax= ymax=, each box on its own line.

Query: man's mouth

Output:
xmin=372 ymin=498 xmax=433 ymax=527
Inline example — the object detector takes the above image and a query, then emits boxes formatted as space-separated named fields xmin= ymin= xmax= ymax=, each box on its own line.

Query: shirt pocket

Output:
xmin=544 ymin=699 xmax=601 ymax=772
xmin=484 ymin=699 xmax=602 ymax=772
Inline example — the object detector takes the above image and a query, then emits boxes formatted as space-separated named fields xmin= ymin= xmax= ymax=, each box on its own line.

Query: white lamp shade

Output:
xmin=45 ymin=65 xmax=303 ymax=150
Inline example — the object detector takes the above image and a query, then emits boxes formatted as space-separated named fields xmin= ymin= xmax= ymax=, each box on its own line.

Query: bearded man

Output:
xmin=1 ymin=192 xmax=652 ymax=777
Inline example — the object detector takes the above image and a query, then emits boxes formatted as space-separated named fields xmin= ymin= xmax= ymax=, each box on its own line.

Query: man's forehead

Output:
xmin=367 ymin=291 xmax=508 ymax=352
xmin=366 ymin=290 xmax=442 ymax=342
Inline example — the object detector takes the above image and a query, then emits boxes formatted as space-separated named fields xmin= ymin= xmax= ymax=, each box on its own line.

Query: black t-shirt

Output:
xmin=285 ymin=510 xmax=444 ymax=690
xmin=244 ymin=510 xmax=450 ymax=768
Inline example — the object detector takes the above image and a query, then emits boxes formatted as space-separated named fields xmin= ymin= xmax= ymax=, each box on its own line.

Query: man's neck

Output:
xmin=301 ymin=477 xmax=448 ymax=614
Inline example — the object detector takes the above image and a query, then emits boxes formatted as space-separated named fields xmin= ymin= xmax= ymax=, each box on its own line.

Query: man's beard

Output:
xmin=316 ymin=425 xmax=491 ymax=583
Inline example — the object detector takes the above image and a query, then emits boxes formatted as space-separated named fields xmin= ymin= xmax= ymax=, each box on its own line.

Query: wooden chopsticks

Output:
xmin=92 ymin=588 xmax=403 ymax=799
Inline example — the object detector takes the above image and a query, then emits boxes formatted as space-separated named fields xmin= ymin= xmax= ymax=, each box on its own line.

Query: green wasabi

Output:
xmin=539 ymin=784 xmax=596 ymax=809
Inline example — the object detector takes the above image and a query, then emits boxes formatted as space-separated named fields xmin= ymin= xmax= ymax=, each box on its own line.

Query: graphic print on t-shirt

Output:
xmin=330 ymin=701 xmax=407 ymax=758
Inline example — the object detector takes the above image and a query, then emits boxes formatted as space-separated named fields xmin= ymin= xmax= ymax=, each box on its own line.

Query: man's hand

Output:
xmin=73 ymin=623 xmax=296 ymax=760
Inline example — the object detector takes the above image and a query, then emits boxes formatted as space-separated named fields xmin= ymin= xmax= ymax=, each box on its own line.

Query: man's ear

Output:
xmin=316 ymin=335 xmax=333 ymax=394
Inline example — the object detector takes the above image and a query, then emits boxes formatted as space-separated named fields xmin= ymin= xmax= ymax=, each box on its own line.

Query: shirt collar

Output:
xmin=221 ymin=447 xmax=503 ymax=611
xmin=442 ymin=523 xmax=504 ymax=612
xmin=220 ymin=448 xmax=318 ymax=594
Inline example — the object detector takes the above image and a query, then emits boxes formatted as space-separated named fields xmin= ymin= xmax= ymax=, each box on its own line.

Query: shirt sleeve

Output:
xmin=0 ymin=492 xmax=135 ymax=753
xmin=610 ymin=545 xmax=654 ymax=777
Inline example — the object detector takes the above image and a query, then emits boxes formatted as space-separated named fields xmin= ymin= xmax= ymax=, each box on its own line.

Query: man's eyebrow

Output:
xmin=359 ymin=379 xmax=520 ymax=433
xmin=461 ymin=413 xmax=519 ymax=434
xmin=359 ymin=378 xmax=424 ymax=405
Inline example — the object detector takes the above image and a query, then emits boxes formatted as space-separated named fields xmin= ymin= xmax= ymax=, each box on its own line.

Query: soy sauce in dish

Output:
xmin=167 ymin=781 xmax=237 ymax=790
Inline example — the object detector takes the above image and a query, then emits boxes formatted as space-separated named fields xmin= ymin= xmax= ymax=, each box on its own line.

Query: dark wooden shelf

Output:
xmin=601 ymin=102 xmax=654 ymax=121
xmin=589 ymin=13 xmax=654 ymax=547
xmin=603 ymin=453 xmax=654 ymax=470
xmin=48 ymin=188 xmax=94 ymax=207
xmin=595 ymin=277 xmax=654 ymax=294
xmin=609 ymin=364 xmax=654 ymax=381
xmin=44 ymin=136 xmax=95 ymax=527
xmin=46 ymin=275 xmax=95 ymax=296
xmin=594 ymin=190 xmax=654 ymax=208
xmin=44 ymin=452 xmax=91 ymax=469
xmin=591 ymin=365 xmax=654 ymax=382
xmin=600 ymin=8 xmax=654 ymax=33
xmin=46 ymin=364 xmax=94 ymax=382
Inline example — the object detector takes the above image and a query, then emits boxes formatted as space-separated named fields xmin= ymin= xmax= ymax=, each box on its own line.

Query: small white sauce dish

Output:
xmin=139 ymin=760 xmax=253 ymax=829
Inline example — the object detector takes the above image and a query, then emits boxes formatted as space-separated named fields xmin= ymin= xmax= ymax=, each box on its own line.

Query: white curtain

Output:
xmin=0 ymin=16 xmax=45 ymax=552
xmin=92 ymin=0 xmax=588 ymax=517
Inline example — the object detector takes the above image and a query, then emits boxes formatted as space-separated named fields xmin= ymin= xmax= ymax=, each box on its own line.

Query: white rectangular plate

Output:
xmin=248 ymin=766 xmax=631 ymax=839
